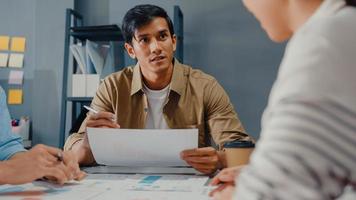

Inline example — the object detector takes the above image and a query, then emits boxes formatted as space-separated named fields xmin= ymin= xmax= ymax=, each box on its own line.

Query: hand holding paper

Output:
xmin=180 ymin=147 xmax=222 ymax=174
xmin=87 ymin=128 xmax=198 ymax=167
xmin=85 ymin=109 xmax=119 ymax=128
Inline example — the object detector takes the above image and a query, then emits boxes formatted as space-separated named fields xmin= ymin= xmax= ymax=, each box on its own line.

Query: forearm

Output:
xmin=8 ymin=151 xmax=26 ymax=160
xmin=0 ymin=161 xmax=13 ymax=185
xmin=205 ymin=80 xmax=254 ymax=149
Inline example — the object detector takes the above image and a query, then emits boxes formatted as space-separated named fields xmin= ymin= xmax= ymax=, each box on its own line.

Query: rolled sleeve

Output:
xmin=63 ymin=132 xmax=85 ymax=151
xmin=205 ymin=79 xmax=254 ymax=149
xmin=63 ymin=114 xmax=89 ymax=151
xmin=0 ymin=134 xmax=26 ymax=160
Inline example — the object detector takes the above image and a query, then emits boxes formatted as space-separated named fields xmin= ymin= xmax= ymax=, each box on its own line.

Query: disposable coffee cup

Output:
xmin=224 ymin=140 xmax=255 ymax=167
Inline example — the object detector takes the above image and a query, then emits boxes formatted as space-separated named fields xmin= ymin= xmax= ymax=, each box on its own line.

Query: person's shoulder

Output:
xmin=275 ymin=6 xmax=356 ymax=102
xmin=300 ymin=6 xmax=356 ymax=46
xmin=287 ymin=6 xmax=356 ymax=61
xmin=179 ymin=63 xmax=216 ymax=83
xmin=102 ymin=66 xmax=135 ymax=85
xmin=322 ymin=6 xmax=356 ymax=32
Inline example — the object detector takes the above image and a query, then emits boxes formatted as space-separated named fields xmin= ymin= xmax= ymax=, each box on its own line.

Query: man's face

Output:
xmin=125 ymin=17 xmax=177 ymax=75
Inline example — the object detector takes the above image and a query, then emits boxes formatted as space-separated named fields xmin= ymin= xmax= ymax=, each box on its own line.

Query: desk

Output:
xmin=0 ymin=173 xmax=212 ymax=200
xmin=1 ymin=174 xmax=355 ymax=200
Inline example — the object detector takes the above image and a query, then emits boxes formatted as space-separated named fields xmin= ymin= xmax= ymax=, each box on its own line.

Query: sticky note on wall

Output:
xmin=0 ymin=35 xmax=10 ymax=50
xmin=8 ymin=70 xmax=24 ymax=85
xmin=10 ymin=37 xmax=26 ymax=52
xmin=8 ymin=89 xmax=23 ymax=104
xmin=0 ymin=53 xmax=8 ymax=67
xmin=8 ymin=53 xmax=24 ymax=68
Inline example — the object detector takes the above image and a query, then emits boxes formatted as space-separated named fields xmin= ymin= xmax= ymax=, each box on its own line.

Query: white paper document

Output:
xmin=83 ymin=165 xmax=200 ymax=175
xmin=87 ymin=128 xmax=198 ymax=167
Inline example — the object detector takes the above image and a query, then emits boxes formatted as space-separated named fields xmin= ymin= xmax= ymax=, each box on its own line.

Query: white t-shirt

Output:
xmin=142 ymin=83 xmax=170 ymax=129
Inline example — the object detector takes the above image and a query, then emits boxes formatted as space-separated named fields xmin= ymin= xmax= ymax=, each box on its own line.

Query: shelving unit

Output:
xmin=174 ymin=6 xmax=184 ymax=62
xmin=59 ymin=9 xmax=124 ymax=147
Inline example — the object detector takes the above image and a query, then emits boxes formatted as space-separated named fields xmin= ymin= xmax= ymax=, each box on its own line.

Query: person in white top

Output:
xmin=210 ymin=0 xmax=356 ymax=199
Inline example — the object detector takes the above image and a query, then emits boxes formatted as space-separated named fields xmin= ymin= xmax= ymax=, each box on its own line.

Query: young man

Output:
xmin=0 ymin=86 xmax=86 ymax=184
xmin=65 ymin=4 xmax=253 ymax=174
xmin=211 ymin=0 xmax=356 ymax=199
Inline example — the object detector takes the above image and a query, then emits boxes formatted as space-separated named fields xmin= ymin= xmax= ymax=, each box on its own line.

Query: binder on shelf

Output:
xmin=72 ymin=74 xmax=86 ymax=97
xmin=86 ymin=74 xmax=100 ymax=97
xmin=72 ymin=74 xmax=100 ymax=97
xmin=70 ymin=39 xmax=109 ymax=97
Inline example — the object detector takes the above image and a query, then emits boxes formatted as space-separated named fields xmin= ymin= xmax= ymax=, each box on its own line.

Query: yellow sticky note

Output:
xmin=8 ymin=89 xmax=23 ymax=104
xmin=0 ymin=36 xmax=10 ymax=50
xmin=10 ymin=37 xmax=26 ymax=52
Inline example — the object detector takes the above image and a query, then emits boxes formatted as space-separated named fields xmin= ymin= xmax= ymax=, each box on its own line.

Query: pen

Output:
xmin=56 ymin=151 xmax=63 ymax=162
xmin=83 ymin=105 xmax=117 ymax=122
xmin=83 ymin=105 xmax=98 ymax=114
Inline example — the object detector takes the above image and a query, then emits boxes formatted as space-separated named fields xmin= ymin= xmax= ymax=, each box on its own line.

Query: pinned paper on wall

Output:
xmin=8 ymin=70 xmax=24 ymax=85
xmin=0 ymin=53 xmax=8 ymax=67
xmin=0 ymin=35 xmax=10 ymax=50
xmin=8 ymin=89 xmax=23 ymax=104
xmin=10 ymin=37 xmax=26 ymax=52
xmin=8 ymin=53 xmax=24 ymax=68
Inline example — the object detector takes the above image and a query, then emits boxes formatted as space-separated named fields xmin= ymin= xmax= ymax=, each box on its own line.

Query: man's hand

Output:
xmin=73 ymin=111 xmax=120 ymax=165
xmin=180 ymin=147 xmax=224 ymax=174
xmin=209 ymin=165 xmax=244 ymax=197
xmin=61 ymin=150 xmax=87 ymax=181
xmin=86 ymin=111 xmax=120 ymax=128
xmin=1 ymin=144 xmax=86 ymax=185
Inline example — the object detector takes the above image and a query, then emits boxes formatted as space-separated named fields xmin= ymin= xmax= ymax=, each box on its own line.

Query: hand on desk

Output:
xmin=209 ymin=165 xmax=245 ymax=198
xmin=0 ymin=144 xmax=86 ymax=185
xmin=180 ymin=147 xmax=225 ymax=175
xmin=73 ymin=111 xmax=120 ymax=165
xmin=211 ymin=185 xmax=235 ymax=200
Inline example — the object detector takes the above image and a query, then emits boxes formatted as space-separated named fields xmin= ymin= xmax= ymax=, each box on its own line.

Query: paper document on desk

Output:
xmin=87 ymin=128 xmax=198 ymax=167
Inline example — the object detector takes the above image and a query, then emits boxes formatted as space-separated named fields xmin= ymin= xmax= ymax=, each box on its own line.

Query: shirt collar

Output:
xmin=170 ymin=59 xmax=187 ymax=96
xmin=130 ymin=58 xmax=187 ymax=96
xmin=130 ymin=62 xmax=143 ymax=96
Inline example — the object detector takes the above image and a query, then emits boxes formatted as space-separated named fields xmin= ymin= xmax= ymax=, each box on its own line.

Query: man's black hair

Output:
xmin=122 ymin=4 xmax=175 ymax=44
